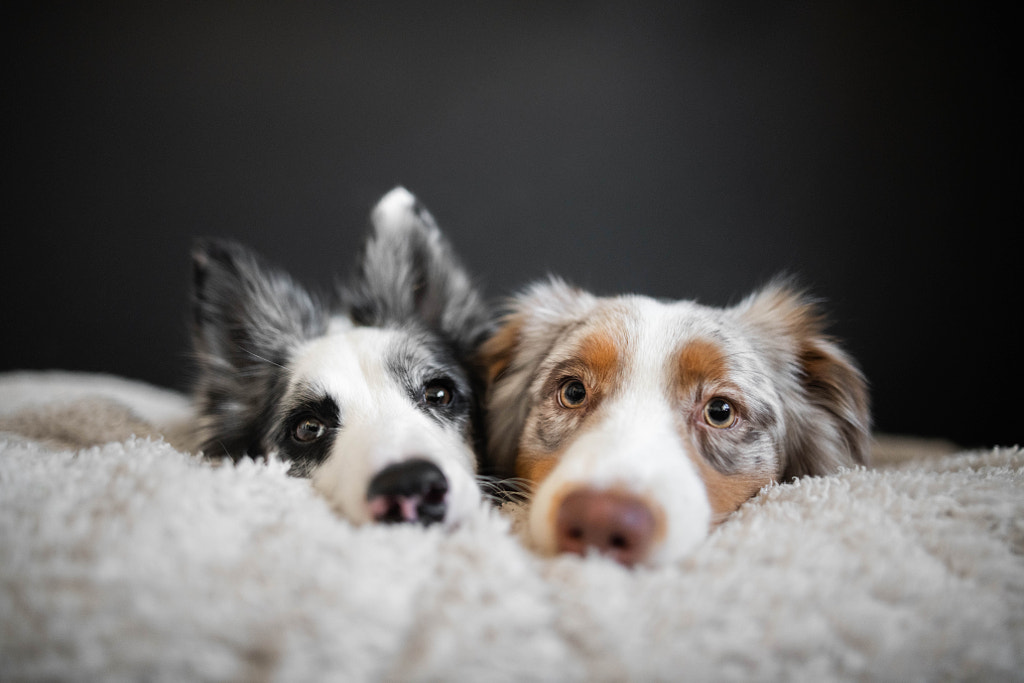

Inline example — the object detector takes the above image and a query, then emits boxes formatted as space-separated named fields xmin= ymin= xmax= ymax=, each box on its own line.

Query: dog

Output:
xmin=481 ymin=278 xmax=870 ymax=566
xmin=189 ymin=187 xmax=490 ymax=528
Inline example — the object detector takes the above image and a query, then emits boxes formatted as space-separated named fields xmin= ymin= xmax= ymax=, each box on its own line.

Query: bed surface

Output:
xmin=2 ymin=371 xmax=1021 ymax=681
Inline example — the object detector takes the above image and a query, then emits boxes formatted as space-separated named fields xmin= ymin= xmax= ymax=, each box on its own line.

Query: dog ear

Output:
xmin=191 ymin=238 xmax=326 ymax=369
xmin=480 ymin=278 xmax=593 ymax=380
xmin=344 ymin=187 xmax=489 ymax=357
xmin=190 ymin=238 xmax=327 ymax=457
xmin=479 ymin=278 xmax=598 ymax=476
xmin=734 ymin=281 xmax=871 ymax=479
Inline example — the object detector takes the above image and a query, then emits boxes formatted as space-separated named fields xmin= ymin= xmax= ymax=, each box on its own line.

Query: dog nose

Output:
xmin=555 ymin=488 xmax=657 ymax=567
xmin=366 ymin=459 xmax=449 ymax=526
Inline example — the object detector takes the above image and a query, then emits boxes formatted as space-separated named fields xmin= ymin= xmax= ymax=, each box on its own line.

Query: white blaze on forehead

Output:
xmin=288 ymin=325 xmax=405 ymax=413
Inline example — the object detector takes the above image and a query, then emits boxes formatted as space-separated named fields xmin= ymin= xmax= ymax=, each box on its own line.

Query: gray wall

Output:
xmin=4 ymin=3 xmax=1018 ymax=448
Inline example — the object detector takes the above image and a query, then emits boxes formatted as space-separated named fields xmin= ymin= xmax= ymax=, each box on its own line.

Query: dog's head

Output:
xmin=482 ymin=278 xmax=870 ymax=565
xmin=190 ymin=187 xmax=490 ymax=528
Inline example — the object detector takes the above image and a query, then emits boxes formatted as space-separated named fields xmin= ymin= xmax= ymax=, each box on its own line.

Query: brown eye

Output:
xmin=558 ymin=379 xmax=588 ymax=408
xmin=423 ymin=381 xmax=454 ymax=407
xmin=294 ymin=417 xmax=326 ymax=443
xmin=703 ymin=398 xmax=736 ymax=429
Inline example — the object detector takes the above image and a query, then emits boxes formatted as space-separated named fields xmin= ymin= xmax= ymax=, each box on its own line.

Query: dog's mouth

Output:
xmin=365 ymin=458 xmax=450 ymax=526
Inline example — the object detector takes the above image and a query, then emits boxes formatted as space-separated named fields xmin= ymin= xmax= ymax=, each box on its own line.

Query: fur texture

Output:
xmin=190 ymin=187 xmax=491 ymax=527
xmin=481 ymin=278 xmax=871 ymax=565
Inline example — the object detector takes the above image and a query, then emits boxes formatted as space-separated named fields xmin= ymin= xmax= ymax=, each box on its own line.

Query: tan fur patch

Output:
xmin=478 ymin=317 xmax=522 ymax=384
xmin=516 ymin=449 xmax=561 ymax=485
xmin=576 ymin=331 xmax=620 ymax=384
xmin=690 ymin=455 xmax=774 ymax=522
xmin=677 ymin=338 xmax=727 ymax=395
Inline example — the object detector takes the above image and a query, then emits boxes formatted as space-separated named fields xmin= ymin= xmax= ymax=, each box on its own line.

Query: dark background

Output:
xmin=4 ymin=3 xmax=1019 ymax=448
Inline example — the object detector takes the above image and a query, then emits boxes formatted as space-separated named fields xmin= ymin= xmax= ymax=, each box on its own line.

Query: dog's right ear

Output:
xmin=479 ymin=278 xmax=597 ymax=477
xmin=191 ymin=238 xmax=327 ymax=371
xmin=190 ymin=239 xmax=328 ymax=458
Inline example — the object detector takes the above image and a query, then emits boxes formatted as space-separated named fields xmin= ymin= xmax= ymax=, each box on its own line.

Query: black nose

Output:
xmin=366 ymin=459 xmax=449 ymax=526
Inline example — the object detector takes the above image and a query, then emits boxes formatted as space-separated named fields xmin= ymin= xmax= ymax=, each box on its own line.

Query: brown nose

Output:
xmin=554 ymin=488 xmax=658 ymax=567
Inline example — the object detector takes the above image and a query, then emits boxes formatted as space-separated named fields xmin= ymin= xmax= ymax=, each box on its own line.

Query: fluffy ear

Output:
xmin=343 ymin=187 xmax=489 ymax=356
xmin=479 ymin=277 xmax=597 ymax=381
xmin=190 ymin=238 xmax=328 ymax=457
xmin=734 ymin=281 xmax=871 ymax=478
xmin=479 ymin=278 xmax=598 ymax=477
xmin=191 ymin=238 xmax=327 ymax=368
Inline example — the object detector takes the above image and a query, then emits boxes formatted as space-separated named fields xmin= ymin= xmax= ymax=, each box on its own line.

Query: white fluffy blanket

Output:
xmin=2 ymin=371 xmax=1022 ymax=681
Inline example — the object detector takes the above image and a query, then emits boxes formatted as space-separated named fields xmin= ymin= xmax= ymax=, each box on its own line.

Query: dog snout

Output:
xmin=555 ymin=488 xmax=658 ymax=567
xmin=366 ymin=459 xmax=449 ymax=526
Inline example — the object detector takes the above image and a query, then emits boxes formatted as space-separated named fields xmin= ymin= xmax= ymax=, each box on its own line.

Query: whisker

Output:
xmin=237 ymin=345 xmax=286 ymax=370
xmin=475 ymin=474 xmax=535 ymax=505
xmin=498 ymin=476 xmax=536 ymax=494
xmin=214 ymin=439 xmax=232 ymax=460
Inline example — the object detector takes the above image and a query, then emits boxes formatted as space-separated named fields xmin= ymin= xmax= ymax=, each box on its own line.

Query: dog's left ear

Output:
xmin=734 ymin=282 xmax=871 ymax=478
xmin=344 ymin=187 xmax=489 ymax=355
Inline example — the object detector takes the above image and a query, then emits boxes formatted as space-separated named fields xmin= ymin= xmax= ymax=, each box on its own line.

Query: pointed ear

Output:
xmin=734 ymin=281 xmax=871 ymax=478
xmin=344 ymin=187 xmax=488 ymax=355
xmin=479 ymin=278 xmax=597 ymax=476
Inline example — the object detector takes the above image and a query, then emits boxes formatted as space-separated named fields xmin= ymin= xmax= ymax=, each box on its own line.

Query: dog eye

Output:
xmin=423 ymin=381 xmax=455 ymax=407
xmin=294 ymin=418 xmax=326 ymax=443
xmin=703 ymin=398 xmax=736 ymax=429
xmin=558 ymin=379 xmax=588 ymax=408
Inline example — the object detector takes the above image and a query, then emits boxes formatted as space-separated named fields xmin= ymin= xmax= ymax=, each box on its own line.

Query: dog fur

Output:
xmin=481 ymin=278 xmax=870 ymax=565
xmin=189 ymin=187 xmax=490 ymax=528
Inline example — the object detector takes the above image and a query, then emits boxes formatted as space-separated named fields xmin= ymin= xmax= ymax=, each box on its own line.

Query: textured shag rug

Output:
xmin=1 ymin=371 xmax=1022 ymax=681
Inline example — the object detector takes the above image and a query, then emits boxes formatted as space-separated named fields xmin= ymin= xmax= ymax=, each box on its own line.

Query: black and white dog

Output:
xmin=189 ymin=188 xmax=490 ymax=528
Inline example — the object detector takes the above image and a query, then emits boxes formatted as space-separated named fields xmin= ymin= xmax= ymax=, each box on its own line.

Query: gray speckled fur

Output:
xmin=189 ymin=189 xmax=491 ymax=473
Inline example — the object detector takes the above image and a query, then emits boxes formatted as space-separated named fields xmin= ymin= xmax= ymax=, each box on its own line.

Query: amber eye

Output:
xmin=294 ymin=417 xmax=326 ymax=443
xmin=423 ymin=381 xmax=455 ymax=407
xmin=558 ymin=379 xmax=588 ymax=408
xmin=703 ymin=398 xmax=736 ymax=429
